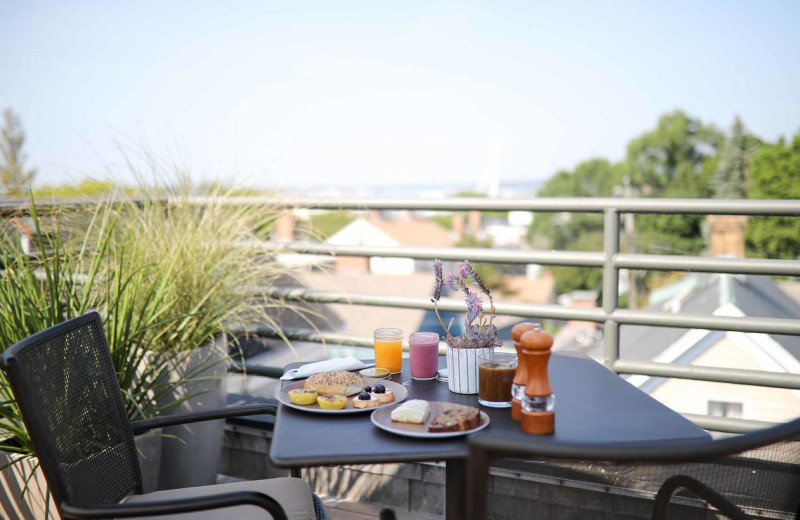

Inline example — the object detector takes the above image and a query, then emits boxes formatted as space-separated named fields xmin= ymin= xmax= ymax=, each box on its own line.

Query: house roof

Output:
xmin=371 ymin=219 xmax=456 ymax=248
xmin=620 ymin=273 xmax=800 ymax=363
xmin=326 ymin=217 xmax=455 ymax=249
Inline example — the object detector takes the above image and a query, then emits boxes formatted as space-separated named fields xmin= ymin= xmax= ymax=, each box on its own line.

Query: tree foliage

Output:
xmin=0 ymin=108 xmax=36 ymax=196
xmin=710 ymin=116 xmax=757 ymax=199
xmin=34 ymin=178 xmax=117 ymax=197
xmin=626 ymin=111 xmax=722 ymax=255
xmin=528 ymin=159 xmax=620 ymax=293
xmin=746 ymin=131 xmax=800 ymax=259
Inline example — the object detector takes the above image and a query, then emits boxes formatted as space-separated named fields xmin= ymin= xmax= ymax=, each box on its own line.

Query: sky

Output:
xmin=1 ymin=0 xmax=799 ymax=191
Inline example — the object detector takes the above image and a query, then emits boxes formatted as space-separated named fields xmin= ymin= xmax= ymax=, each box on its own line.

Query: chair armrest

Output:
xmin=652 ymin=475 xmax=749 ymax=520
xmin=59 ymin=490 xmax=287 ymax=519
xmin=130 ymin=404 xmax=277 ymax=435
xmin=229 ymin=360 xmax=284 ymax=379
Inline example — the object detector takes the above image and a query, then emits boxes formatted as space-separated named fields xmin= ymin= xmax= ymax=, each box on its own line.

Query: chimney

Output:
xmin=707 ymin=215 xmax=748 ymax=258
xmin=468 ymin=211 xmax=482 ymax=234
xmin=275 ymin=214 xmax=295 ymax=242
xmin=452 ymin=213 xmax=465 ymax=240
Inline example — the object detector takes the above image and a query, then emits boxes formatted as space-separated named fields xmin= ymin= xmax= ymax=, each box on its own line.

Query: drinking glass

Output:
xmin=408 ymin=332 xmax=440 ymax=380
xmin=478 ymin=352 xmax=517 ymax=408
xmin=374 ymin=328 xmax=403 ymax=374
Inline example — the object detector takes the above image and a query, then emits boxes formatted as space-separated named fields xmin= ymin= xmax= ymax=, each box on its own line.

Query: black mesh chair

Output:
xmin=1 ymin=311 xmax=328 ymax=520
xmin=467 ymin=418 xmax=800 ymax=520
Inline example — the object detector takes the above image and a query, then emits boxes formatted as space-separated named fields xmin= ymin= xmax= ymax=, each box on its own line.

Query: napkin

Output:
xmin=279 ymin=356 xmax=372 ymax=380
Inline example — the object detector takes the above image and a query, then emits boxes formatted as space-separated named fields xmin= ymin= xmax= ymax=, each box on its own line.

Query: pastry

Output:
xmin=390 ymin=400 xmax=430 ymax=424
xmin=304 ymin=370 xmax=363 ymax=396
xmin=316 ymin=395 xmax=347 ymax=410
xmin=428 ymin=407 xmax=481 ymax=433
xmin=352 ymin=391 xmax=380 ymax=409
xmin=372 ymin=383 xmax=394 ymax=403
xmin=288 ymin=389 xmax=318 ymax=405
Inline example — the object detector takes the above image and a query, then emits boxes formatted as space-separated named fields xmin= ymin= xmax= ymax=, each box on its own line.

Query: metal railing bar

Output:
xmin=682 ymin=413 xmax=776 ymax=434
xmin=259 ymin=241 xmax=800 ymax=277
xmin=602 ymin=209 xmax=621 ymax=365
xmin=6 ymin=195 xmax=799 ymax=216
xmin=259 ymin=286 xmax=607 ymax=322
xmin=612 ymin=359 xmax=800 ymax=389
xmin=615 ymin=253 xmax=800 ymax=276
xmin=614 ymin=309 xmax=800 ymax=336
xmin=255 ymin=242 xmax=606 ymax=267
xmin=261 ymin=286 xmax=800 ymax=335
xmin=213 ymin=196 xmax=800 ymax=216
xmin=238 ymin=324 xmax=376 ymax=349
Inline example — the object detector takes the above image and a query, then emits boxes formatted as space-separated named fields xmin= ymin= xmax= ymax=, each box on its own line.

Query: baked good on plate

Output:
xmin=316 ymin=395 xmax=347 ymax=410
xmin=390 ymin=400 xmax=430 ymax=424
xmin=352 ymin=391 xmax=380 ymax=409
xmin=428 ymin=407 xmax=481 ymax=433
xmin=372 ymin=383 xmax=394 ymax=403
xmin=288 ymin=389 xmax=318 ymax=405
xmin=304 ymin=370 xmax=363 ymax=396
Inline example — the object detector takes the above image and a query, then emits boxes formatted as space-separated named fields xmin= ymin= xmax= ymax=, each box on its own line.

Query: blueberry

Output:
xmin=373 ymin=384 xmax=386 ymax=394
xmin=358 ymin=391 xmax=371 ymax=400
xmin=363 ymin=386 xmax=372 ymax=393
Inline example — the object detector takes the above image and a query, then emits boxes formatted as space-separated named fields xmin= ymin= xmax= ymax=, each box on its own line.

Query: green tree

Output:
xmin=626 ymin=111 xmax=722 ymax=254
xmin=710 ymin=116 xmax=757 ymax=199
xmin=0 ymin=108 xmax=36 ymax=196
xmin=626 ymin=110 xmax=721 ymax=194
xmin=746 ymin=131 xmax=800 ymax=259
xmin=528 ymin=159 xmax=621 ymax=293
xmin=34 ymin=178 xmax=117 ymax=197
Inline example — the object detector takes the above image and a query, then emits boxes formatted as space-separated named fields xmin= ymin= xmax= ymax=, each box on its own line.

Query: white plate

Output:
xmin=370 ymin=401 xmax=490 ymax=439
xmin=278 ymin=378 xmax=407 ymax=414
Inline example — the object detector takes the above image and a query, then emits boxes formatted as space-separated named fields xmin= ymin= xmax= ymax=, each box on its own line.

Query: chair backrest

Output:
xmin=1 ymin=312 xmax=142 ymax=508
xmin=467 ymin=418 xmax=800 ymax=519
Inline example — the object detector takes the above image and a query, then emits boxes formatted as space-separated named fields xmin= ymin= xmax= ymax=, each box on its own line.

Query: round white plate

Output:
xmin=370 ymin=401 xmax=490 ymax=439
xmin=278 ymin=377 xmax=407 ymax=414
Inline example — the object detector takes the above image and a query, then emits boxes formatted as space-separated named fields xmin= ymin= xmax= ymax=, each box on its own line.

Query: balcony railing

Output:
xmin=252 ymin=196 xmax=800 ymax=434
xmin=4 ymin=195 xmax=799 ymax=434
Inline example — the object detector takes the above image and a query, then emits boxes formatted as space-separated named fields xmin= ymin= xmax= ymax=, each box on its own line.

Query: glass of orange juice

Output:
xmin=374 ymin=328 xmax=403 ymax=374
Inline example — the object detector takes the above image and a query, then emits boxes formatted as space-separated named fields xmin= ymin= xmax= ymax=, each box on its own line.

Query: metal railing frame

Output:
xmin=260 ymin=196 xmax=800 ymax=433
xmin=3 ymin=196 xmax=799 ymax=432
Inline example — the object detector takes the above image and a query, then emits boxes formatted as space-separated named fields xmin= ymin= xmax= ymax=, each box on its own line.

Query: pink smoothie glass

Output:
xmin=409 ymin=332 xmax=440 ymax=380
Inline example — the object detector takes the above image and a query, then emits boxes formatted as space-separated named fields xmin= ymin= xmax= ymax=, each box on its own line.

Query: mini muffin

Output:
xmin=372 ymin=383 xmax=395 ymax=404
xmin=317 ymin=394 xmax=347 ymax=410
xmin=288 ymin=389 xmax=319 ymax=405
xmin=352 ymin=391 xmax=380 ymax=409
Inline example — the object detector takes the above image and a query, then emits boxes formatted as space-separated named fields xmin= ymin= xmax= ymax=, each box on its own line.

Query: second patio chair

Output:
xmin=467 ymin=418 xmax=800 ymax=519
xmin=0 ymin=311 xmax=328 ymax=520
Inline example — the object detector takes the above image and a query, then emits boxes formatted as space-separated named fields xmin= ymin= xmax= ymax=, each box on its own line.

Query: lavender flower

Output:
xmin=431 ymin=259 xmax=444 ymax=303
xmin=430 ymin=258 xmax=500 ymax=349
xmin=462 ymin=260 xmax=490 ymax=297
xmin=465 ymin=290 xmax=483 ymax=328
xmin=445 ymin=272 xmax=460 ymax=292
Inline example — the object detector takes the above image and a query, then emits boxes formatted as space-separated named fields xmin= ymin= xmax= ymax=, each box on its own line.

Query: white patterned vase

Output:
xmin=446 ymin=345 xmax=494 ymax=394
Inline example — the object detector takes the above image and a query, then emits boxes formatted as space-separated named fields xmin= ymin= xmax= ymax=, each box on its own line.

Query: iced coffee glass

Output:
xmin=478 ymin=352 xmax=517 ymax=407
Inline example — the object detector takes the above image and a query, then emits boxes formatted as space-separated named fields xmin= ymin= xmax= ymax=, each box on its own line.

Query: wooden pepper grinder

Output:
xmin=510 ymin=322 xmax=537 ymax=421
xmin=520 ymin=327 xmax=555 ymax=434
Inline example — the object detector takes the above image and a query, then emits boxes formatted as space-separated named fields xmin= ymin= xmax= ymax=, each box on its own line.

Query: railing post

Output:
xmin=603 ymin=208 xmax=620 ymax=368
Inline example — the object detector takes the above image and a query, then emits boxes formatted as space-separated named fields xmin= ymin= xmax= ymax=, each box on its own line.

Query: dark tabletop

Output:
xmin=269 ymin=351 xmax=710 ymax=468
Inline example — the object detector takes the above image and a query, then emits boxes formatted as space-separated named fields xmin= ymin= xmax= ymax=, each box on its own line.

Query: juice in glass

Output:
xmin=408 ymin=332 xmax=439 ymax=380
xmin=374 ymin=328 xmax=403 ymax=374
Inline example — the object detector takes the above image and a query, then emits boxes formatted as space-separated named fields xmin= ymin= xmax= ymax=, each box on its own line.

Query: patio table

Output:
xmin=269 ymin=351 xmax=711 ymax=520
